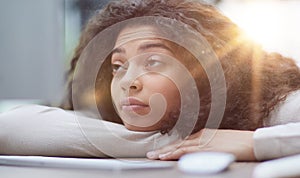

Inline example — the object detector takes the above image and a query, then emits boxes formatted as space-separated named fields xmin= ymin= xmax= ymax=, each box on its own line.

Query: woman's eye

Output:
xmin=111 ymin=64 xmax=121 ymax=74
xmin=145 ymin=55 xmax=164 ymax=69
xmin=111 ymin=63 xmax=127 ymax=75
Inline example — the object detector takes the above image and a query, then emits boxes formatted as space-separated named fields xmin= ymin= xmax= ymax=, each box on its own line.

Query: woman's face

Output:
xmin=110 ymin=26 xmax=181 ymax=132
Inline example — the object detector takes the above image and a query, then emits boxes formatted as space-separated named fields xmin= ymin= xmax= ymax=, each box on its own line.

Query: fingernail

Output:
xmin=147 ymin=151 xmax=158 ymax=159
xmin=158 ymin=152 xmax=172 ymax=159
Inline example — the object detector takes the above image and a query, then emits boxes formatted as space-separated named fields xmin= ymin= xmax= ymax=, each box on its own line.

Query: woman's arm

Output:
xmin=254 ymin=122 xmax=300 ymax=160
xmin=0 ymin=105 xmax=174 ymax=157
xmin=146 ymin=123 xmax=300 ymax=161
xmin=146 ymin=129 xmax=256 ymax=161
xmin=147 ymin=90 xmax=300 ymax=161
xmin=255 ymin=90 xmax=300 ymax=160
xmin=0 ymin=105 xmax=105 ymax=157
xmin=2 ymin=105 xmax=299 ymax=160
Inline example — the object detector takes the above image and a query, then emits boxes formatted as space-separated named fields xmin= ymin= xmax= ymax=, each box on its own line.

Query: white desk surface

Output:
xmin=0 ymin=159 xmax=258 ymax=178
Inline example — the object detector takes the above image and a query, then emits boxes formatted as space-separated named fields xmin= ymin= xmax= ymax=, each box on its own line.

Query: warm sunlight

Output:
xmin=218 ymin=0 xmax=300 ymax=64
xmin=230 ymin=2 xmax=281 ymax=47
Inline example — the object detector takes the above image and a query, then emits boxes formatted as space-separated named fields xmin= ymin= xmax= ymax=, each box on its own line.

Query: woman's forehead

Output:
xmin=114 ymin=25 xmax=161 ymax=47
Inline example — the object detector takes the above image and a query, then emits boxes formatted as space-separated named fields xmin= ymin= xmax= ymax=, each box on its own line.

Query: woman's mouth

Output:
xmin=120 ymin=97 xmax=150 ymax=114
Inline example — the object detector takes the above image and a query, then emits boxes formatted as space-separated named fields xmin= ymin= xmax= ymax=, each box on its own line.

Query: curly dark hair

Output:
xmin=61 ymin=0 xmax=300 ymax=133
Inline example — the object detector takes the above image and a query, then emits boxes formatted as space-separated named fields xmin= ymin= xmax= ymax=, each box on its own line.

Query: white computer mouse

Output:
xmin=178 ymin=152 xmax=236 ymax=174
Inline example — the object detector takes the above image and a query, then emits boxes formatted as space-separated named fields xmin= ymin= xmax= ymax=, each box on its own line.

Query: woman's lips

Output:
xmin=120 ymin=97 xmax=149 ymax=113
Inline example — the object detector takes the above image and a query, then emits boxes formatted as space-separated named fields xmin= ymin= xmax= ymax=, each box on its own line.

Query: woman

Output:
xmin=1 ymin=0 xmax=300 ymax=161
xmin=61 ymin=0 xmax=300 ymax=160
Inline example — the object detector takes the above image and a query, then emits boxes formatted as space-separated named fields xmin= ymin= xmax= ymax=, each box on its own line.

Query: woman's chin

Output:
xmin=124 ymin=123 xmax=159 ymax=132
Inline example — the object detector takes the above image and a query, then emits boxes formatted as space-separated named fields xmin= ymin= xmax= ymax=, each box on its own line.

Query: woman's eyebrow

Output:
xmin=111 ymin=47 xmax=125 ymax=56
xmin=111 ymin=42 xmax=174 ymax=56
xmin=138 ymin=42 xmax=174 ymax=53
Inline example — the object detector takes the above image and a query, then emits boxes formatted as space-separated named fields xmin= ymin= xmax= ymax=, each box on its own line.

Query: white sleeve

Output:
xmin=0 ymin=105 xmax=177 ymax=157
xmin=254 ymin=122 xmax=300 ymax=161
xmin=254 ymin=90 xmax=300 ymax=161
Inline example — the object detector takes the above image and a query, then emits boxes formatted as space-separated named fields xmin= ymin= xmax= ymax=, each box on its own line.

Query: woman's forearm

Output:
xmin=0 ymin=105 xmax=104 ymax=156
xmin=0 ymin=105 xmax=173 ymax=157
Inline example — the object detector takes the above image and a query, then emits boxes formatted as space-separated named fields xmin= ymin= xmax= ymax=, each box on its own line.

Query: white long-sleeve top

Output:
xmin=254 ymin=90 xmax=300 ymax=160
xmin=0 ymin=90 xmax=299 ymax=160
xmin=0 ymin=105 xmax=178 ymax=158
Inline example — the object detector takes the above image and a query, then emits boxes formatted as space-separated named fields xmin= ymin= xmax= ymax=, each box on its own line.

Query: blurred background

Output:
xmin=0 ymin=0 xmax=299 ymax=112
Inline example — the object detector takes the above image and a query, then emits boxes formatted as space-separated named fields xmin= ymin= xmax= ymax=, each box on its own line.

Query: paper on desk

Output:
xmin=0 ymin=156 xmax=174 ymax=170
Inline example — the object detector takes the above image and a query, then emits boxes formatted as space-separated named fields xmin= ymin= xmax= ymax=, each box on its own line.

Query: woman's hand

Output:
xmin=147 ymin=129 xmax=257 ymax=161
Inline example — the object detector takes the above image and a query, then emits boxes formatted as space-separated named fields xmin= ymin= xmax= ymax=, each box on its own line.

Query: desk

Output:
xmin=0 ymin=161 xmax=258 ymax=178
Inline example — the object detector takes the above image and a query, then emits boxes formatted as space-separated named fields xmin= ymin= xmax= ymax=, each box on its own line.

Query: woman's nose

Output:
xmin=120 ymin=66 xmax=143 ymax=92
xmin=121 ymin=78 xmax=143 ymax=92
xmin=129 ymin=79 xmax=142 ymax=91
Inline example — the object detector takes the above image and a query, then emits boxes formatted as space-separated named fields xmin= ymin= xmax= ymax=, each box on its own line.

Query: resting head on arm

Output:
xmin=61 ymin=0 xmax=300 ymax=131
xmin=60 ymin=0 xmax=300 ymax=160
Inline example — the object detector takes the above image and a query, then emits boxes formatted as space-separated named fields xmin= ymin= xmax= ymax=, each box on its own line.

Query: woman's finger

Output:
xmin=147 ymin=139 xmax=182 ymax=159
xmin=147 ymin=138 xmax=200 ymax=159
xmin=158 ymin=146 xmax=201 ymax=160
xmin=147 ymin=129 xmax=208 ymax=160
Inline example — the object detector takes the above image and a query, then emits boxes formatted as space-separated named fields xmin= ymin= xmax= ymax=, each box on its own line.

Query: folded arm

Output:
xmin=0 ymin=105 xmax=175 ymax=157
